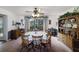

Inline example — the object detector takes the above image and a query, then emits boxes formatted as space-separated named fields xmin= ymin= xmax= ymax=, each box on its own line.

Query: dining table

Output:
xmin=24 ymin=31 xmax=48 ymax=41
xmin=22 ymin=31 xmax=50 ymax=52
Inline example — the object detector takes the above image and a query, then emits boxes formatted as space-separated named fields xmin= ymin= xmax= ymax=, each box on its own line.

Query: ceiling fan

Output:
xmin=25 ymin=8 xmax=45 ymax=16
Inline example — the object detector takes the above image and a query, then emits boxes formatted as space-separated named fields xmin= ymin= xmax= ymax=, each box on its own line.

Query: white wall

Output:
xmin=48 ymin=14 xmax=58 ymax=29
xmin=16 ymin=16 xmax=25 ymax=29
xmin=0 ymin=7 xmax=75 ymax=31
xmin=20 ymin=14 xmax=59 ymax=30
xmin=47 ymin=7 xmax=75 ymax=30
xmin=0 ymin=8 xmax=17 ymax=31
xmin=0 ymin=8 xmax=17 ymax=40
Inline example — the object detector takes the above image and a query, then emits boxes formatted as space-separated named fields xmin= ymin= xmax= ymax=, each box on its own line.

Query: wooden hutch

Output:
xmin=58 ymin=12 xmax=79 ymax=52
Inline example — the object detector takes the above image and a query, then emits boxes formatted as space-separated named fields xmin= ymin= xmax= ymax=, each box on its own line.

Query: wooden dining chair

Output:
xmin=32 ymin=35 xmax=43 ymax=51
xmin=32 ymin=35 xmax=43 ymax=45
xmin=41 ymin=35 xmax=51 ymax=52
xmin=20 ymin=35 xmax=30 ymax=51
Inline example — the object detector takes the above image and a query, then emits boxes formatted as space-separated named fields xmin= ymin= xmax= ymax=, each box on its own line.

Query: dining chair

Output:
xmin=41 ymin=35 xmax=51 ymax=52
xmin=32 ymin=35 xmax=43 ymax=51
xmin=32 ymin=35 xmax=43 ymax=44
xmin=20 ymin=35 xmax=30 ymax=51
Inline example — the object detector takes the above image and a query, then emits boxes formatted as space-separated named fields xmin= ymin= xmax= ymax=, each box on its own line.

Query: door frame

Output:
xmin=0 ymin=14 xmax=8 ymax=41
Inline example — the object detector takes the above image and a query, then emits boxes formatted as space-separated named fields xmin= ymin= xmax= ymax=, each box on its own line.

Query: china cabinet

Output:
xmin=58 ymin=12 xmax=79 ymax=51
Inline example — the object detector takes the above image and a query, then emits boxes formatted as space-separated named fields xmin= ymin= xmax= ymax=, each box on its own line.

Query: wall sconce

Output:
xmin=12 ymin=20 xmax=15 ymax=26
xmin=21 ymin=19 xmax=24 ymax=25
xmin=49 ymin=20 xmax=51 ymax=24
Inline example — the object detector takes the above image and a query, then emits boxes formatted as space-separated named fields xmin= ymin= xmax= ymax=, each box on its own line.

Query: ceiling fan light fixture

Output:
xmin=32 ymin=8 xmax=41 ymax=17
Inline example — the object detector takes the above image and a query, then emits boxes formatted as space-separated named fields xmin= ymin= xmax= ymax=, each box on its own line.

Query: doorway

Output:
xmin=0 ymin=14 xmax=8 ymax=41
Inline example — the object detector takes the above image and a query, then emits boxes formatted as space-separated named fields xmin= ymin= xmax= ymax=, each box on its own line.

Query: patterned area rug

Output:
xmin=20 ymin=43 xmax=51 ymax=52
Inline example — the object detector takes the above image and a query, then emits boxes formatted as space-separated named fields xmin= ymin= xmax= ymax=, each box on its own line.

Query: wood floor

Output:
xmin=0 ymin=37 xmax=22 ymax=52
xmin=51 ymin=37 xmax=72 ymax=52
xmin=0 ymin=36 xmax=72 ymax=52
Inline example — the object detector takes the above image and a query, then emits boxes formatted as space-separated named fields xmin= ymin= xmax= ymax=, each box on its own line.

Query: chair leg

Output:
xmin=20 ymin=45 xmax=28 ymax=52
xmin=20 ymin=46 xmax=24 ymax=52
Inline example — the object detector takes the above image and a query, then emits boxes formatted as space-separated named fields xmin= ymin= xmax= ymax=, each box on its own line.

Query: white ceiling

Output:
xmin=0 ymin=6 xmax=76 ymax=16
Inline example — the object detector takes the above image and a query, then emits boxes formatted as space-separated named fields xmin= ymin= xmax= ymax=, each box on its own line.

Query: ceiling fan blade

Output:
xmin=39 ymin=13 xmax=44 ymax=15
xmin=25 ymin=10 xmax=32 ymax=13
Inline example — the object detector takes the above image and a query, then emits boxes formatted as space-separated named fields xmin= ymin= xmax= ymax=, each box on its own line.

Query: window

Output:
xmin=25 ymin=16 xmax=48 ymax=31
xmin=0 ymin=17 xmax=3 ymax=39
xmin=30 ymin=19 xmax=43 ymax=31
